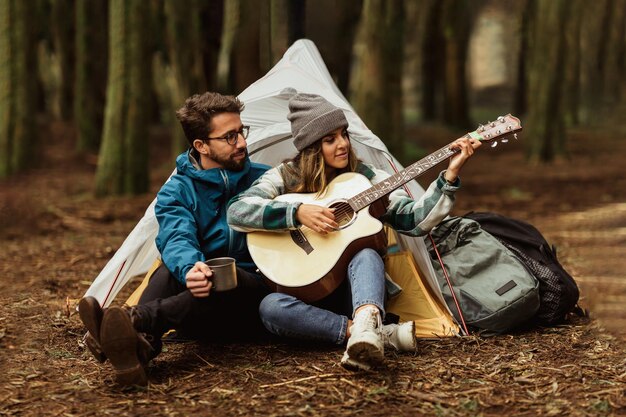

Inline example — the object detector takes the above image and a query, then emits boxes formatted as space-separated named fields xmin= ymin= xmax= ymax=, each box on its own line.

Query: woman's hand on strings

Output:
xmin=445 ymin=137 xmax=482 ymax=182
xmin=296 ymin=204 xmax=338 ymax=235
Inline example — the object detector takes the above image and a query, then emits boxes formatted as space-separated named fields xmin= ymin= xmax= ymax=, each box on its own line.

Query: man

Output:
xmin=79 ymin=92 xmax=270 ymax=386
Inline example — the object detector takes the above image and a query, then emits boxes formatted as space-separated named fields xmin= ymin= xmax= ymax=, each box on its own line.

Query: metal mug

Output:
xmin=205 ymin=257 xmax=237 ymax=292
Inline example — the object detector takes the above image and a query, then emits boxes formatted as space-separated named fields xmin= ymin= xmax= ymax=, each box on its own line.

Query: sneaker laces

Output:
xmin=380 ymin=322 xmax=416 ymax=351
xmin=380 ymin=323 xmax=395 ymax=337
xmin=380 ymin=324 xmax=398 ymax=347
xmin=353 ymin=307 xmax=381 ymax=331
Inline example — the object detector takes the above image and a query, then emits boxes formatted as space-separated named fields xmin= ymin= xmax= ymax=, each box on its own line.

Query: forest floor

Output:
xmin=0 ymin=118 xmax=625 ymax=416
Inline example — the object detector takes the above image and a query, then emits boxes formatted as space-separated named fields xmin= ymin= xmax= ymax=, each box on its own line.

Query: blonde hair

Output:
xmin=281 ymin=139 xmax=359 ymax=195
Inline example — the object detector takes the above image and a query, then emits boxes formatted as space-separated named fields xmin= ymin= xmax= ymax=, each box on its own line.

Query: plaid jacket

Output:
xmin=227 ymin=162 xmax=460 ymax=237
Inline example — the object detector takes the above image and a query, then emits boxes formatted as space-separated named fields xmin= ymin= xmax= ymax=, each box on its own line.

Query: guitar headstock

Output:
xmin=472 ymin=114 xmax=522 ymax=147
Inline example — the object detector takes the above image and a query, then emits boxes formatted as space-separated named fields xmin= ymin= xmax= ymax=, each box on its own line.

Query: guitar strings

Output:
xmin=330 ymin=206 xmax=354 ymax=223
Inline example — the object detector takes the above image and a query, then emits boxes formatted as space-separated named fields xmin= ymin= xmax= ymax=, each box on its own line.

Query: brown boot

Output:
xmin=78 ymin=296 xmax=107 ymax=363
xmin=100 ymin=307 xmax=148 ymax=387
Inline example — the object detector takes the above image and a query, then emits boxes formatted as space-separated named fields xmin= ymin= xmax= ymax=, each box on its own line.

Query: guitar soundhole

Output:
xmin=329 ymin=201 xmax=355 ymax=228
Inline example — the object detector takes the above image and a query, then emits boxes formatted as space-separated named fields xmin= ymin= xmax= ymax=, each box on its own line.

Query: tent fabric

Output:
xmin=125 ymin=259 xmax=162 ymax=307
xmin=84 ymin=39 xmax=459 ymax=336
xmin=85 ymin=198 xmax=160 ymax=307
xmin=385 ymin=252 xmax=459 ymax=337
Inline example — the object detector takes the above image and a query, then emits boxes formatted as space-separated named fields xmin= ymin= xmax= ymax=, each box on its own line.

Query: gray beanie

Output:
xmin=287 ymin=93 xmax=349 ymax=151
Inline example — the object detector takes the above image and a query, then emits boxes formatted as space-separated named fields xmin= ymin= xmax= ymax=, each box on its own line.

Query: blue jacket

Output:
xmin=155 ymin=150 xmax=270 ymax=284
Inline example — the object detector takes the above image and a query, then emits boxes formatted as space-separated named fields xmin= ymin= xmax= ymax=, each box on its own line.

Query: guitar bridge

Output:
xmin=290 ymin=229 xmax=314 ymax=254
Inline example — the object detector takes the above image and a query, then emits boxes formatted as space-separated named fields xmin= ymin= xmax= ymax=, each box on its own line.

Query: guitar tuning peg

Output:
xmin=513 ymin=133 xmax=518 ymax=140
xmin=490 ymin=121 xmax=496 ymax=127
xmin=497 ymin=116 xmax=505 ymax=123
xmin=501 ymin=138 xmax=509 ymax=143
xmin=477 ymin=124 xmax=484 ymax=132
xmin=491 ymin=141 xmax=498 ymax=148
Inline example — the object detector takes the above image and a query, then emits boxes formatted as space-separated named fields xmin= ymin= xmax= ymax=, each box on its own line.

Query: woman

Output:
xmin=227 ymin=93 xmax=480 ymax=370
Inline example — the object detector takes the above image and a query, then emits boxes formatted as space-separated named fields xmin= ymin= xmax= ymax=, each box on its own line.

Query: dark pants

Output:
xmin=136 ymin=264 xmax=272 ymax=344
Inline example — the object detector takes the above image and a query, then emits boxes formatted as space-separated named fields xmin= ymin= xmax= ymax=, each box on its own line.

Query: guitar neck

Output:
xmin=347 ymin=114 xmax=522 ymax=211
xmin=349 ymin=140 xmax=461 ymax=212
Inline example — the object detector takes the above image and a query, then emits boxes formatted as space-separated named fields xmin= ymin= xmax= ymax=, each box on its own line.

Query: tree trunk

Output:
xmin=200 ymin=0 xmax=223 ymax=91
xmin=0 ymin=0 xmax=37 ymax=178
xmin=563 ymin=0 xmax=585 ymax=126
xmin=328 ymin=0 xmax=359 ymax=95
xmin=123 ymin=0 xmax=150 ymax=194
xmin=259 ymin=0 xmax=284 ymax=71
xmin=513 ymin=0 xmax=532 ymax=117
xmin=441 ymin=0 xmax=472 ymax=129
xmin=419 ymin=0 xmax=443 ymax=121
xmin=350 ymin=0 xmax=404 ymax=156
xmin=601 ymin=0 xmax=626 ymax=103
xmin=216 ymin=0 xmax=238 ymax=92
xmin=95 ymin=0 xmax=151 ymax=196
xmin=0 ymin=0 xmax=13 ymax=177
xmin=260 ymin=0 xmax=306 ymax=71
xmin=525 ymin=0 xmax=572 ymax=163
xmin=217 ymin=0 xmax=262 ymax=94
xmin=259 ymin=0 xmax=271 ymax=71
xmin=95 ymin=0 xmax=126 ymax=195
xmin=12 ymin=0 xmax=37 ymax=171
xmin=50 ymin=0 xmax=75 ymax=121
xmin=74 ymin=0 xmax=107 ymax=153
xmin=578 ymin=0 xmax=609 ymax=124
xmin=305 ymin=0 xmax=360 ymax=95
xmin=595 ymin=0 xmax=613 ymax=104
xmin=231 ymin=0 xmax=262 ymax=94
xmin=164 ymin=0 xmax=206 ymax=155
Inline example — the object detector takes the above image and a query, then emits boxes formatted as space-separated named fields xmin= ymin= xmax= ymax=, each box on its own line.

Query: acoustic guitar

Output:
xmin=247 ymin=115 xmax=522 ymax=302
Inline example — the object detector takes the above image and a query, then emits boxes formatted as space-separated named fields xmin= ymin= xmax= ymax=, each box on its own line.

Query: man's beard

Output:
xmin=209 ymin=148 xmax=247 ymax=171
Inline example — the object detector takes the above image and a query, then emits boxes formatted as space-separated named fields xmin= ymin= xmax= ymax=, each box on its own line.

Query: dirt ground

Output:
xmin=0 ymin=118 xmax=624 ymax=416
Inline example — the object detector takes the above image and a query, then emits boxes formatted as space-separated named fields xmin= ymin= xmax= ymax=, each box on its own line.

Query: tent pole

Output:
xmin=428 ymin=234 xmax=470 ymax=336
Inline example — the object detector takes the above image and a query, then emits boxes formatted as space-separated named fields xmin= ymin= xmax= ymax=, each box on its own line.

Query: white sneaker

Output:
xmin=381 ymin=321 xmax=416 ymax=352
xmin=345 ymin=307 xmax=384 ymax=365
xmin=340 ymin=351 xmax=372 ymax=371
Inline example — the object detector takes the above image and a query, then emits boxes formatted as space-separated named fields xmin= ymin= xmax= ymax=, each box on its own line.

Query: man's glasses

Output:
xmin=204 ymin=125 xmax=250 ymax=145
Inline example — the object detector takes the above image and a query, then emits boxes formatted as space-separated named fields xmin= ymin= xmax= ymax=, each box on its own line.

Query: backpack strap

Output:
xmin=428 ymin=233 xmax=470 ymax=336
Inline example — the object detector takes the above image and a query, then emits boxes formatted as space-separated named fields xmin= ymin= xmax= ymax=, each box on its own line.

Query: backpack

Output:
xmin=464 ymin=211 xmax=583 ymax=325
xmin=425 ymin=216 xmax=540 ymax=334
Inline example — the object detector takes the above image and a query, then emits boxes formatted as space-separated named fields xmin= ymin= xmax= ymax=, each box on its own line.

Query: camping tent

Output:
xmin=84 ymin=39 xmax=460 ymax=338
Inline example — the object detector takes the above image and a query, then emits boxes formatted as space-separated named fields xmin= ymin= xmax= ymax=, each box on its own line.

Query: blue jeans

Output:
xmin=258 ymin=248 xmax=386 ymax=345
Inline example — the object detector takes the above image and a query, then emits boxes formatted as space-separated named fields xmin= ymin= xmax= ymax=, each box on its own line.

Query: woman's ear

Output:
xmin=193 ymin=139 xmax=207 ymax=154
